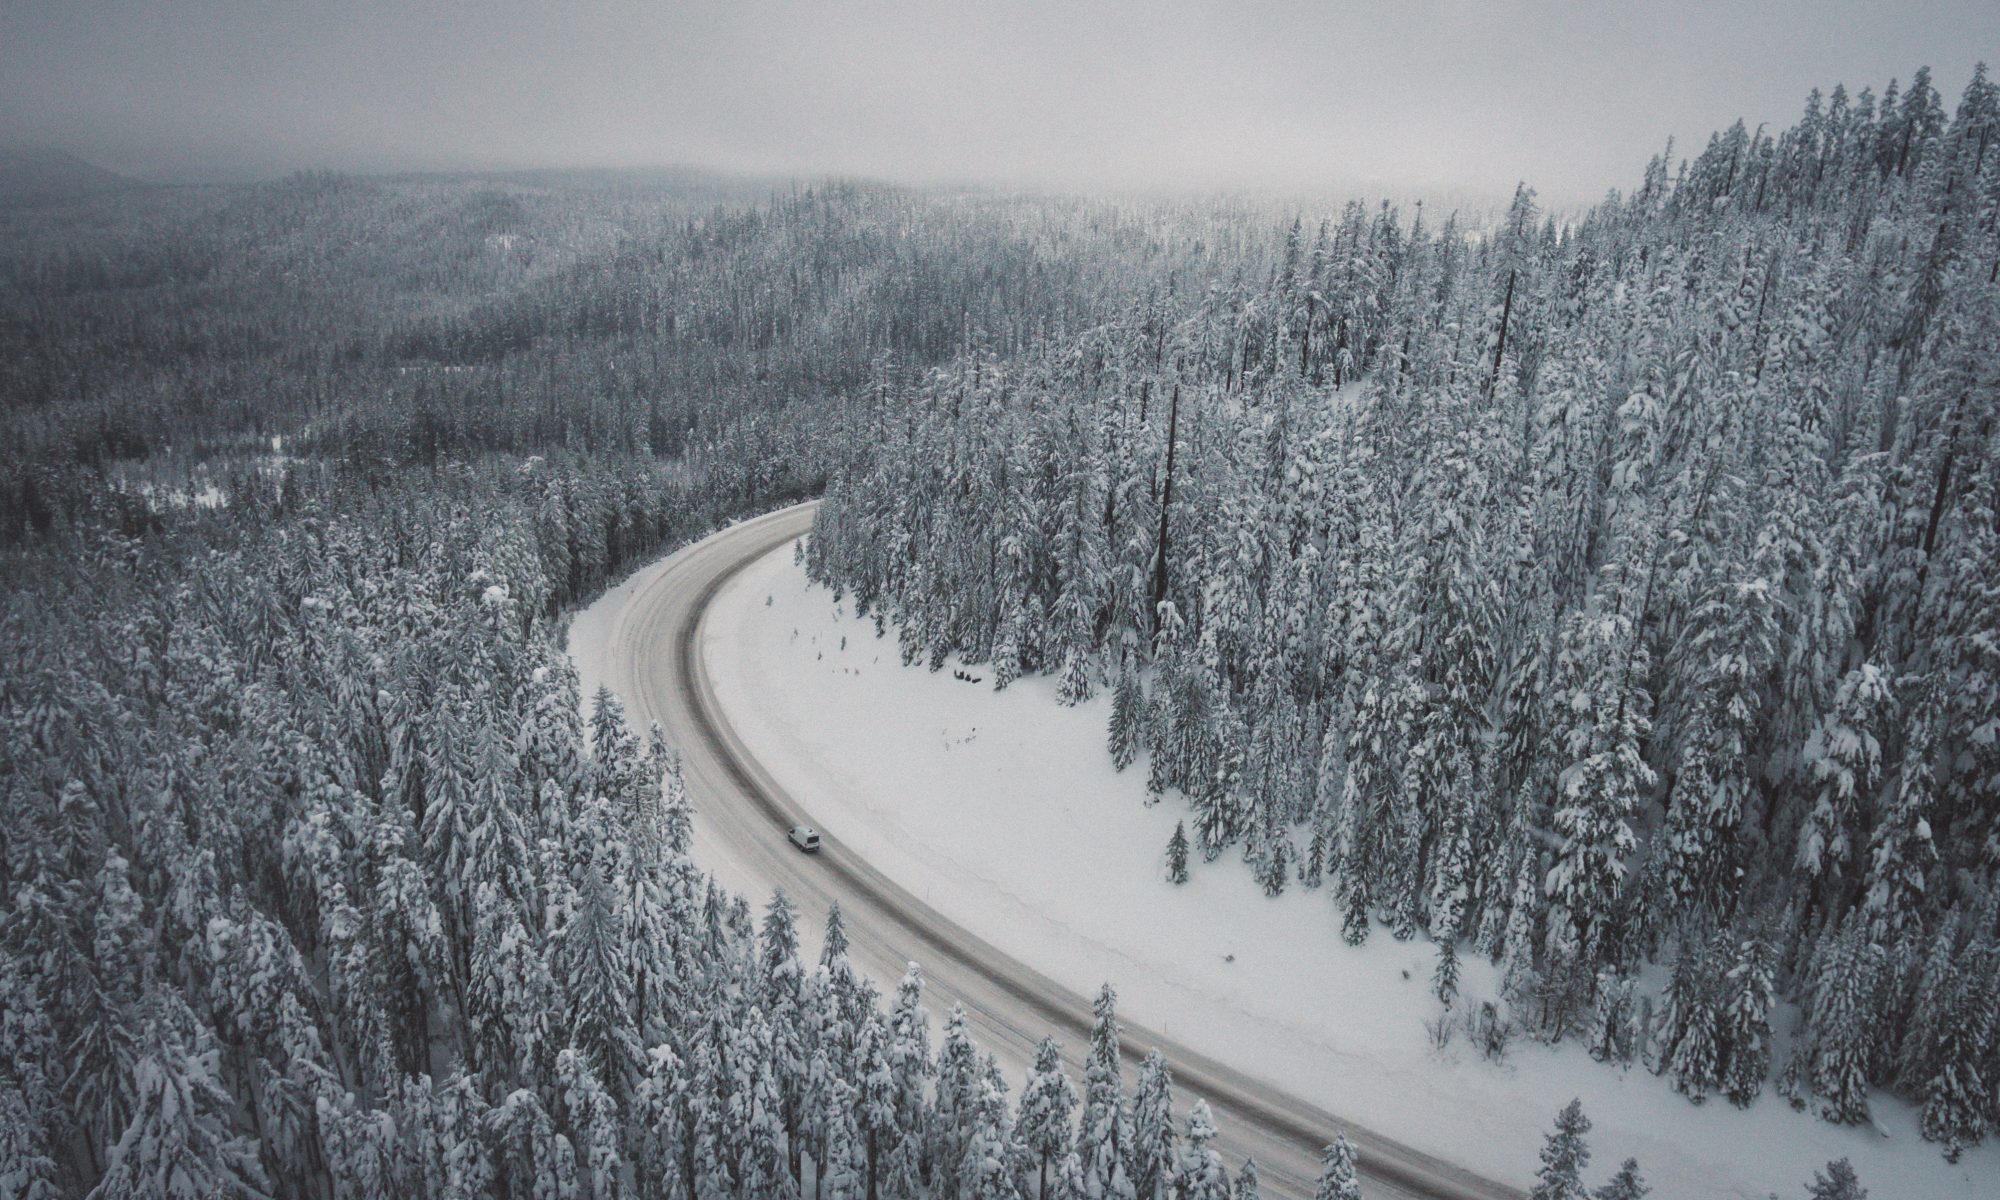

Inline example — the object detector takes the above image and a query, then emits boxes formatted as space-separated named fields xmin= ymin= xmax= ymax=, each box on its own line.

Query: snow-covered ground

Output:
xmin=694 ymin=539 xmax=1994 ymax=1200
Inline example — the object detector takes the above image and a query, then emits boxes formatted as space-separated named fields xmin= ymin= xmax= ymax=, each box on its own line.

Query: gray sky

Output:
xmin=3 ymin=1 xmax=1994 ymax=202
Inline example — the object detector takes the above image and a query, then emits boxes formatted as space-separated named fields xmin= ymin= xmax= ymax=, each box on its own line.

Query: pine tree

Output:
xmin=1593 ymin=1158 xmax=1648 ymax=1200
xmin=1301 ymin=823 xmax=1328 ymax=890
xmin=556 ymin=1044 xmax=630 ymax=1200
xmin=1255 ymin=828 xmax=1290 ymax=897
xmin=1172 ymin=1100 xmax=1230 ymax=1200
xmin=555 ymin=837 xmax=641 ymax=1093
xmin=1796 ymin=664 xmax=1893 ymax=885
xmin=1433 ymin=937 xmax=1461 ymax=1006
xmin=1586 ymin=970 xmax=1634 ymax=1065
xmin=1655 ymin=575 xmax=1774 ymax=926
xmin=1861 ymin=708 xmax=1940 ymax=941
xmin=856 ymin=1015 xmax=897 ymax=1200
xmin=1718 ymin=934 xmax=1775 ymax=1107
xmin=1528 ymin=1099 xmax=1591 ymax=1200
xmin=993 ymin=598 xmax=1024 ymax=692
xmin=1049 ymin=1152 xmax=1087 ymax=1200
xmin=89 ymin=997 xmax=268 ymax=1200
xmin=1500 ymin=842 xmax=1544 ymax=1015
xmin=821 ymin=1078 xmax=866 ymax=1200
xmin=1894 ymin=911 xmax=1964 ymax=1093
xmin=633 ymin=1045 xmax=687 ymax=1200
xmin=1537 ymin=911 xmax=1591 ymax=1041
xmin=1662 ymin=944 xmax=1723 ymax=1103
xmin=886 ymin=965 xmax=934 ymax=1196
xmin=1165 ymin=821 xmax=1190 ymax=884
xmin=1014 ymin=1038 xmax=1078 ymax=1200
xmin=0 ymin=1079 xmax=58 ymax=1200
xmin=932 ymin=1005 xmax=983 ymax=1197
xmin=1804 ymin=1159 xmax=1866 ymax=1200
xmin=1235 ymin=1157 xmax=1263 ymax=1200
xmin=1917 ymin=949 xmax=1993 ymax=1161
xmin=1545 ymin=594 xmax=1651 ymax=951
xmin=1789 ymin=916 xmax=1880 ymax=1125
xmin=958 ymin=1063 xmax=1020 ymax=1200
xmin=1075 ymin=985 xmax=1135 ymax=1200
xmin=1109 ymin=660 xmax=1142 ymax=772
xmin=1128 ymin=1051 xmax=1177 ymax=1200
xmin=1312 ymin=1135 xmax=1362 ymax=1200
xmin=661 ymin=747 xmax=695 ymax=858
xmin=1057 ymin=641 xmax=1094 ymax=708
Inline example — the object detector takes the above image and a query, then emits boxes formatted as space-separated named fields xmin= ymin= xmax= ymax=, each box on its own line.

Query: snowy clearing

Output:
xmin=694 ymin=539 xmax=1996 ymax=1200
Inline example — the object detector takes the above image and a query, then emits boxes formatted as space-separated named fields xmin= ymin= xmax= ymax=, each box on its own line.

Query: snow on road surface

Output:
xmin=693 ymin=538 xmax=1994 ymax=1200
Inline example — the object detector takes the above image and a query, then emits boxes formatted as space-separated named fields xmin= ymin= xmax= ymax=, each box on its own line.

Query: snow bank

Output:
xmin=699 ymin=541 xmax=1994 ymax=1200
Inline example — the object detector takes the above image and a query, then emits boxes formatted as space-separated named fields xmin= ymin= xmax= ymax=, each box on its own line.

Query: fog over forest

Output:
xmin=2 ymin=1 xmax=1995 ymax=200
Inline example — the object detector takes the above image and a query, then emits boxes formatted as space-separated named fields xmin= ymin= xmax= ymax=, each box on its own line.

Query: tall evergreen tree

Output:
xmin=1013 ymin=1038 xmax=1077 ymax=1200
xmin=1528 ymin=1100 xmax=1592 ymax=1200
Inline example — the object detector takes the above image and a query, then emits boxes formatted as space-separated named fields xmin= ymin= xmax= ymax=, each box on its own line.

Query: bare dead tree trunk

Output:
xmin=1488 ymin=268 xmax=1517 ymax=398
xmin=1150 ymin=385 xmax=1180 ymax=633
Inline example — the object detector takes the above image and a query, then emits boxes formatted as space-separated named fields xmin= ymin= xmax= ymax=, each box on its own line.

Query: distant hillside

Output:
xmin=0 ymin=147 xmax=143 ymax=204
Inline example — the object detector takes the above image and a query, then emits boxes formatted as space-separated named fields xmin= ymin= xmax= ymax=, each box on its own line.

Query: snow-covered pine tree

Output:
xmin=821 ymin=1077 xmax=866 ymax=1200
xmin=1545 ymin=589 xmax=1652 ymax=958
xmin=554 ymin=834 xmax=641 ymax=1094
xmin=1235 ymin=1157 xmax=1262 ymax=1200
xmin=1527 ymin=1099 xmax=1592 ymax=1200
xmin=87 ymin=995 xmax=268 ymax=1200
xmin=1789 ymin=915 xmax=1881 ymax=1125
xmin=958 ymin=1056 xmax=1019 ymax=1200
xmin=1916 ymin=944 xmax=1995 ymax=1161
xmin=1423 ymin=922 xmax=1458 ymax=1004
xmin=1718 ymin=933 xmax=1776 ymax=1107
xmin=1796 ymin=664 xmax=1893 ymax=891
xmin=932 ymin=1005 xmax=983 ymax=1197
xmin=1128 ymin=1050 xmax=1177 ymax=1200
xmin=1109 ymin=658 xmax=1142 ymax=771
xmin=1013 ymin=1038 xmax=1078 ymax=1200
xmin=1312 ymin=1135 xmax=1362 ymax=1200
xmin=1585 ymin=970 xmax=1635 ymax=1065
xmin=1861 ymin=701 xmax=1941 ymax=942
xmin=555 ymin=1043 xmax=630 ymax=1200
xmin=1165 ymin=822 xmax=1190 ymax=885
xmin=1653 ymin=935 xmax=1725 ymax=1103
xmin=1075 ymin=986 xmax=1136 ymax=1200
xmin=856 ymin=1014 xmax=897 ymax=1200
xmin=1804 ymin=1158 xmax=1866 ymax=1200
xmin=0 ymin=1077 xmax=58 ymax=1200
xmin=1592 ymin=1158 xmax=1648 ymax=1200
xmin=1537 ymin=911 xmax=1592 ymax=1041
xmin=1171 ymin=1099 xmax=1230 ymax=1200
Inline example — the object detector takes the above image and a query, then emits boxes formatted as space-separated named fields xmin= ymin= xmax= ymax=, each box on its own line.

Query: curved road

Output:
xmin=595 ymin=501 xmax=1521 ymax=1200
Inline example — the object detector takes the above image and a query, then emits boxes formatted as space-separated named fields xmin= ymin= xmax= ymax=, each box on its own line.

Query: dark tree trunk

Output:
xmin=1488 ymin=268 xmax=1517 ymax=397
xmin=1150 ymin=385 xmax=1180 ymax=632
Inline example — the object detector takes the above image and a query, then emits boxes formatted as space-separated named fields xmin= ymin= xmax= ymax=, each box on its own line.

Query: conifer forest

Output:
xmin=2 ymin=20 xmax=1998 ymax=1200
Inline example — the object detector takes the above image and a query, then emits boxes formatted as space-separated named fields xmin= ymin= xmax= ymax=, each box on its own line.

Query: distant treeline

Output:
xmin=0 ymin=171 xmax=1262 ymax=541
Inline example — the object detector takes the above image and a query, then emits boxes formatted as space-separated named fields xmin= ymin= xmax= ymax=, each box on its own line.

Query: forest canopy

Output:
xmin=807 ymin=65 xmax=2000 ymax=1157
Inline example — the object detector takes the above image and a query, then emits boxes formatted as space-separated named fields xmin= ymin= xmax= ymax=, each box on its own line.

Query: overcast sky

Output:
xmin=3 ymin=1 xmax=1994 ymax=202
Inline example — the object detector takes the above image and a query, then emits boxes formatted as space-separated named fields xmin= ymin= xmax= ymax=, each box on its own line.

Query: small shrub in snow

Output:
xmin=1469 ymin=1001 xmax=1515 ymax=1062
